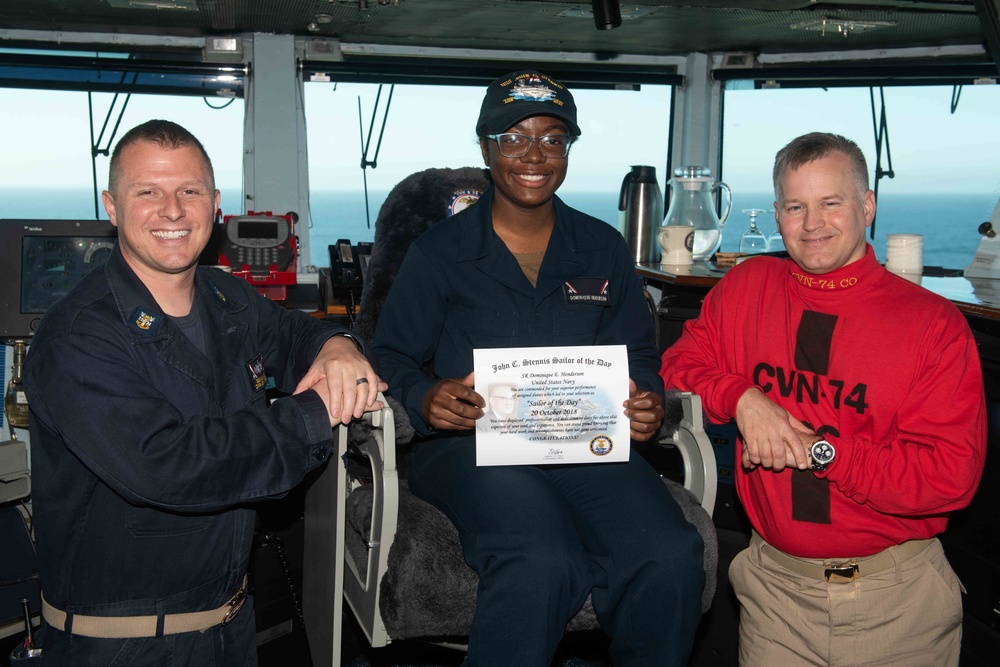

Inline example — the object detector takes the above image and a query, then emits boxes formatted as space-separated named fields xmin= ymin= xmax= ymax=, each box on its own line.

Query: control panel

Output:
xmin=218 ymin=211 xmax=298 ymax=300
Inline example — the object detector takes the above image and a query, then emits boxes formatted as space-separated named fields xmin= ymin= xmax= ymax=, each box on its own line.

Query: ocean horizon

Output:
xmin=3 ymin=187 xmax=997 ymax=271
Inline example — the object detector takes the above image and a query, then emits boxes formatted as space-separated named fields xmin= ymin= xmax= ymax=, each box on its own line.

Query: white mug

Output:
xmin=658 ymin=225 xmax=694 ymax=266
xmin=885 ymin=234 xmax=923 ymax=279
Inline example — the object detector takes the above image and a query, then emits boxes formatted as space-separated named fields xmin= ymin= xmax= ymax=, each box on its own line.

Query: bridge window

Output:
xmin=303 ymin=81 xmax=673 ymax=267
xmin=720 ymin=83 xmax=1000 ymax=271
xmin=0 ymin=88 xmax=245 ymax=221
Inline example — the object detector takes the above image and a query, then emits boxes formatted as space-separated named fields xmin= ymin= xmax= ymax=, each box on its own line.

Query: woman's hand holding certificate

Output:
xmin=624 ymin=378 xmax=664 ymax=441
xmin=421 ymin=371 xmax=485 ymax=430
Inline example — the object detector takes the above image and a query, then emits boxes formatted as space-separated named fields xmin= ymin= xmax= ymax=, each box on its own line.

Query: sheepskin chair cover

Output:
xmin=344 ymin=166 xmax=717 ymax=641
xmin=353 ymin=166 xmax=493 ymax=344
xmin=344 ymin=458 xmax=717 ymax=640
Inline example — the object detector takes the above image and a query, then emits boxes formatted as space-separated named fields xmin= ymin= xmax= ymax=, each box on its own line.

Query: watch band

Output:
xmin=332 ymin=330 xmax=364 ymax=353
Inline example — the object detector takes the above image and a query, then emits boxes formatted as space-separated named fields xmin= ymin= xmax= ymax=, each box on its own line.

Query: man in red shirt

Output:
xmin=660 ymin=132 xmax=986 ymax=665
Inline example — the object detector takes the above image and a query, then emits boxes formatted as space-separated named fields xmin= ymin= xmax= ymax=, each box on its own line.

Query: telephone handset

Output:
xmin=357 ymin=242 xmax=373 ymax=283
xmin=330 ymin=239 xmax=372 ymax=287
xmin=331 ymin=239 xmax=358 ymax=286
xmin=328 ymin=240 xmax=372 ymax=317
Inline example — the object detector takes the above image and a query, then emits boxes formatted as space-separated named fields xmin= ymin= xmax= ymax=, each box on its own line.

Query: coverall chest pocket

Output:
xmin=126 ymin=506 xmax=215 ymax=538
xmin=450 ymin=308 xmax=518 ymax=348
xmin=245 ymin=390 xmax=268 ymax=410
xmin=552 ymin=307 xmax=604 ymax=344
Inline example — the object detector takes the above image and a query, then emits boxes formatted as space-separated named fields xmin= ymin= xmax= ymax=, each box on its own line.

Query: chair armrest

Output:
xmin=665 ymin=392 xmax=717 ymax=517
xmin=354 ymin=393 xmax=397 ymax=474
xmin=304 ymin=394 xmax=399 ymax=666
xmin=342 ymin=393 xmax=397 ymax=648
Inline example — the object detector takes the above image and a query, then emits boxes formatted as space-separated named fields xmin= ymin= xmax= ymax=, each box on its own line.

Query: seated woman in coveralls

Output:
xmin=373 ymin=70 xmax=704 ymax=667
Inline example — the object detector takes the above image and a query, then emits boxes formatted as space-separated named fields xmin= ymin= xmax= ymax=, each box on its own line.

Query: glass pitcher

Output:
xmin=663 ymin=166 xmax=732 ymax=261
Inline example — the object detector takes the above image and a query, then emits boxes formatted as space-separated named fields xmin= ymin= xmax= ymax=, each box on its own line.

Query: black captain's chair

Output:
xmin=301 ymin=167 xmax=719 ymax=667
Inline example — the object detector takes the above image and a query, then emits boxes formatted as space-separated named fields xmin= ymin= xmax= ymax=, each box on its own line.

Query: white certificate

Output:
xmin=473 ymin=345 xmax=631 ymax=466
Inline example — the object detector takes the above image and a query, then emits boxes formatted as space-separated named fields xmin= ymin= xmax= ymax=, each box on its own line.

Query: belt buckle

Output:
xmin=824 ymin=561 xmax=860 ymax=582
xmin=221 ymin=585 xmax=248 ymax=626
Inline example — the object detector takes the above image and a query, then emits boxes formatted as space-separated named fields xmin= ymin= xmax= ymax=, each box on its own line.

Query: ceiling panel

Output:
xmin=0 ymin=1 xmax=987 ymax=58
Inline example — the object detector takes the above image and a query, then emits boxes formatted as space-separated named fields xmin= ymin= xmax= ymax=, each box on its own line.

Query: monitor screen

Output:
xmin=21 ymin=236 xmax=116 ymax=314
xmin=238 ymin=220 xmax=279 ymax=240
xmin=0 ymin=220 xmax=118 ymax=341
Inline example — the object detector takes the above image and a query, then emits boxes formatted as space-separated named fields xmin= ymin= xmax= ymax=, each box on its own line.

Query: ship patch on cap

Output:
xmin=508 ymin=74 xmax=558 ymax=103
xmin=476 ymin=69 xmax=581 ymax=137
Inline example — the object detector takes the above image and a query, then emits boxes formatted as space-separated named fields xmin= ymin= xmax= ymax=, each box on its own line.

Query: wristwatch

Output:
xmin=809 ymin=438 xmax=835 ymax=471
xmin=333 ymin=331 xmax=364 ymax=353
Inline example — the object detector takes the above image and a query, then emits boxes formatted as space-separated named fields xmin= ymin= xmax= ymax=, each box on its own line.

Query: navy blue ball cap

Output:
xmin=476 ymin=70 xmax=581 ymax=138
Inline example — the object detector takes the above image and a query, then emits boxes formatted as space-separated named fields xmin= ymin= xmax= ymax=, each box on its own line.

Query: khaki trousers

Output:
xmin=729 ymin=533 xmax=963 ymax=666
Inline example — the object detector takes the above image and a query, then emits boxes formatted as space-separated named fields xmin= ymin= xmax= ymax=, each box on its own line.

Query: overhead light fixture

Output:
xmin=592 ymin=0 xmax=621 ymax=30
xmin=308 ymin=13 xmax=335 ymax=32
xmin=789 ymin=17 xmax=897 ymax=37
xmin=351 ymin=0 xmax=401 ymax=8
xmin=203 ymin=36 xmax=243 ymax=62
xmin=106 ymin=0 xmax=199 ymax=9
xmin=557 ymin=4 xmax=650 ymax=24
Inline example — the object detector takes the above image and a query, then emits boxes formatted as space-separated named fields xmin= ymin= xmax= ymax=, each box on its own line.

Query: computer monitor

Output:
xmin=0 ymin=219 xmax=118 ymax=342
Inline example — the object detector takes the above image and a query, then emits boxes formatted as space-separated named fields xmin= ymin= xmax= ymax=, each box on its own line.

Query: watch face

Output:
xmin=812 ymin=439 xmax=835 ymax=465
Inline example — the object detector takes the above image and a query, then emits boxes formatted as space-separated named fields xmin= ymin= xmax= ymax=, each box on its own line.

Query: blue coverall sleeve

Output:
xmin=250 ymin=282 xmax=364 ymax=393
xmin=25 ymin=299 xmax=344 ymax=513
xmin=373 ymin=242 xmax=450 ymax=435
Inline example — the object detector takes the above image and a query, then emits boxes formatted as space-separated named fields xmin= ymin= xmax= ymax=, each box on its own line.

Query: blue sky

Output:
xmin=722 ymin=84 xmax=1000 ymax=196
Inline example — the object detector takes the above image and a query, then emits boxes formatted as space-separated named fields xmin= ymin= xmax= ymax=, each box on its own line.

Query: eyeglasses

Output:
xmin=486 ymin=133 xmax=575 ymax=159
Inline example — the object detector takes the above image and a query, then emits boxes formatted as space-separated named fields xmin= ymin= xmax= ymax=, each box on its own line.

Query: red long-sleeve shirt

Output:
xmin=661 ymin=246 xmax=986 ymax=558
